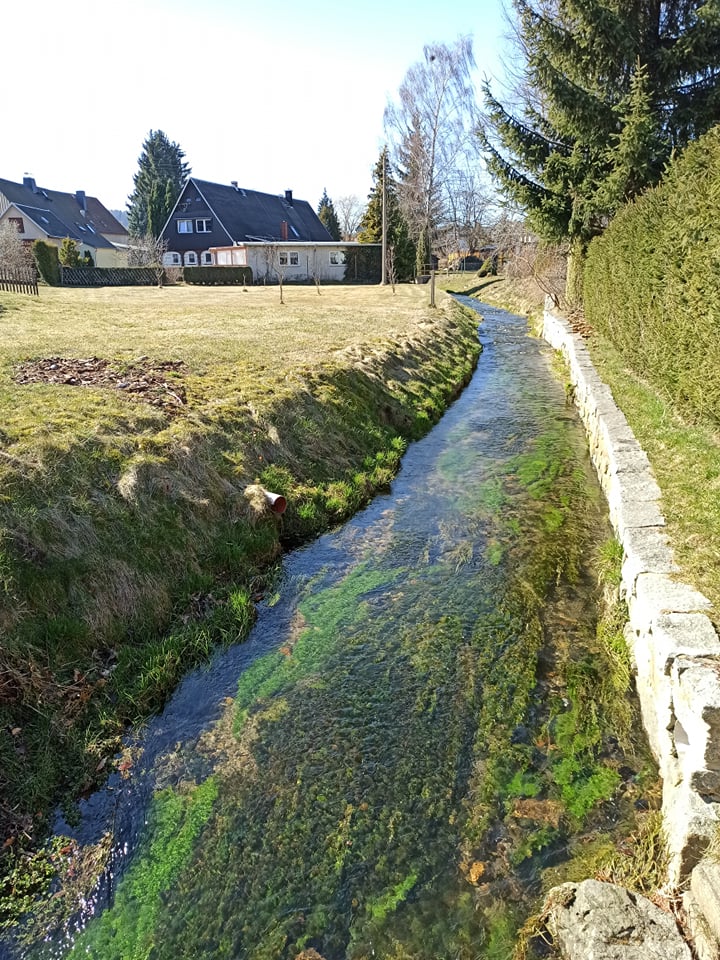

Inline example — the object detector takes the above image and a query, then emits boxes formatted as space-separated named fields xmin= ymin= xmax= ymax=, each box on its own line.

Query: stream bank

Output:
xmin=2 ymin=299 xmax=658 ymax=960
xmin=0 ymin=298 xmax=480 ymax=922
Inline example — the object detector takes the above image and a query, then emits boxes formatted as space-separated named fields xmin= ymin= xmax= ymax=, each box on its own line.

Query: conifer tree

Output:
xmin=127 ymin=130 xmax=190 ymax=238
xmin=481 ymin=0 xmax=720 ymax=295
xmin=59 ymin=237 xmax=81 ymax=267
xmin=317 ymin=188 xmax=342 ymax=241
xmin=357 ymin=148 xmax=416 ymax=281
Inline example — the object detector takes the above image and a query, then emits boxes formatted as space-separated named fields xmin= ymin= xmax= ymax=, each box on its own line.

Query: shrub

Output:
xmin=32 ymin=241 xmax=61 ymax=286
xmin=183 ymin=266 xmax=253 ymax=285
xmin=59 ymin=237 xmax=81 ymax=267
xmin=584 ymin=125 xmax=720 ymax=424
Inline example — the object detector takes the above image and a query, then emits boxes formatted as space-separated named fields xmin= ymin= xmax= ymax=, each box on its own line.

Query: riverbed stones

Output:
xmin=544 ymin=879 xmax=692 ymax=960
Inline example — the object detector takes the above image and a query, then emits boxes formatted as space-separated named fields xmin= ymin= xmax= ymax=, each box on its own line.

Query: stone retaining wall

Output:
xmin=541 ymin=305 xmax=720 ymax=885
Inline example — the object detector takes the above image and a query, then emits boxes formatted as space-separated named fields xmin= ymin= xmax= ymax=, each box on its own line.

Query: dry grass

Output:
xmin=0 ymin=284 xmax=438 ymax=369
xmin=0 ymin=284 xmax=445 ymax=458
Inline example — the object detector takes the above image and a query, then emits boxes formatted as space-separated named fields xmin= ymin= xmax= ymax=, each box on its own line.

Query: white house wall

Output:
xmin=245 ymin=246 xmax=348 ymax=282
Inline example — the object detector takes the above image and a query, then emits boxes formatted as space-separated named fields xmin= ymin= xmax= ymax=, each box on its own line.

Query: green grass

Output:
xmin=587 ymin=338 xmax=720 ymax=616
xmin=0 ymin=283 xmax=480 ymax=872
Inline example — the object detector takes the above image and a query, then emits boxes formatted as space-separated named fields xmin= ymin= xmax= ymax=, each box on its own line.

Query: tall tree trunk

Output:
xmin=565 ymin=239 xmax=586 ymax=307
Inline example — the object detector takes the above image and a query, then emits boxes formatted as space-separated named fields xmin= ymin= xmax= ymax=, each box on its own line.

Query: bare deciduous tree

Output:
xmin=336 ymin=195 xmax=363 ymax=241
xmin=128 ymin=232 xmax=169 ymax=287
xmin=384 ymin=36 xmax=481 ymax=264
xmin=0 ymin=221 xmax=34 ymax=276
xmin=309 ymin=246 xmax=323 ymax=295
xmin=489 ymin=212 xmax=567 ymax=308
xmin=261 ymin=244 xmax=287 ymax=303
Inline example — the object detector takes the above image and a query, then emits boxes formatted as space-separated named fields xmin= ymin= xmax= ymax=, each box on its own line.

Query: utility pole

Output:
xmin=381 ymin=148 xmax=387 ymax=286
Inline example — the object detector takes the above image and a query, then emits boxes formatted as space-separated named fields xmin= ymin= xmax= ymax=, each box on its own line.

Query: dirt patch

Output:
xmin=14 ymin=357 xmax=187 ymax=413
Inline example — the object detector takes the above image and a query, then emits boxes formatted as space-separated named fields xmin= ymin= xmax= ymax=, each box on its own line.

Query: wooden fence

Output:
xmin=0 ymin=268 xmax=39 ymax=296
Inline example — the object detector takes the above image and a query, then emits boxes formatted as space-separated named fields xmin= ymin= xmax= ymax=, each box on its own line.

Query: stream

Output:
xmin=6 ymin=298 xmax=652 ymax=960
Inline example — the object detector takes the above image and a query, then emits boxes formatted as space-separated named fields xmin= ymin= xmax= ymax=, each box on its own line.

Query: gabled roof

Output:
xmin=184 ymin=179 xmax=332 ymax=243
xmin=0 ymin=177 xmax=127 ymax=248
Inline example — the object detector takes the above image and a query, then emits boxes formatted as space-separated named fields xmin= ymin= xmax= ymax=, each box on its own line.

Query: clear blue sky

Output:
xmin=6 ymin=0 xmax=510 ymax=212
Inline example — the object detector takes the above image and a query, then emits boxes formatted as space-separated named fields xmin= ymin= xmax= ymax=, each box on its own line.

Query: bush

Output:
xmin=32 ymin=241 xmax=61 ymax=286
xmin=584 ymin=125 xmax=720 ymax=424
xmin=183 ymin=266 xmax=253 ymax=285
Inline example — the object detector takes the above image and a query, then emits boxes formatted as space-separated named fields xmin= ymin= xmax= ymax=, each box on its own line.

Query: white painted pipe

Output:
xmin=263 ymin=490 xmax=287 ymax=514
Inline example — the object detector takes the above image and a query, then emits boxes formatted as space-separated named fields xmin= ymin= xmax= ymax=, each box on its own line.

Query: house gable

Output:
xmin=0 ymin=177 xmax=127 ymax=251
xmin=160 ymin=178 xmax=332 ymax=263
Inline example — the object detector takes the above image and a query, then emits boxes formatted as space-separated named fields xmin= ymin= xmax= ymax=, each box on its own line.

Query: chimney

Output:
xmin=281 ymin=221 xmax=289 ymax=241
xmin=23 ymin=175 xmax=37 ymax=193
xmin=75 ymin=190 xmax=87 ymax=215
xmin=231 ymin=180 xmax=238 ymax=190
xmin=284 ymin=189 xmax=293 ymax=206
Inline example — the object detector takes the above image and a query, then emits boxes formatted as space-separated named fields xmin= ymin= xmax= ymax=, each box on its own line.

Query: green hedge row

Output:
xmin=584 ymin=125 xmax=720 ymax=424
xmin=32 ymin=241 xmax=61 ymax=286
xmin=183 ymin=266 xmax=253 ymax=285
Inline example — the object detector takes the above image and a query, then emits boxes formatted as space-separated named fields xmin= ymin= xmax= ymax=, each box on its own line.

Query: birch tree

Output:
xmin=384 ymin=37 xmax=481 ymax=274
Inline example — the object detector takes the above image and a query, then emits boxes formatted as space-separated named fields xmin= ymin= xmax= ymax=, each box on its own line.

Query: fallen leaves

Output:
xmin=14 ymin=356 xmax=187 ymax=413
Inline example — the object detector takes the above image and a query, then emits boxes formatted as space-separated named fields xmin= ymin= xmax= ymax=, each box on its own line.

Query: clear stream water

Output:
xmin=6 ymin=299 xmax=650 ymax=960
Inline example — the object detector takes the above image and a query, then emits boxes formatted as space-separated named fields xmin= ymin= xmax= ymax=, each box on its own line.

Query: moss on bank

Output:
xmin=0 ymin=297 xmax=480 ymax=889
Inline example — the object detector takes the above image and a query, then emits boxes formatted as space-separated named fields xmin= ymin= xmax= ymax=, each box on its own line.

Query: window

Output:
xmin=289 ymin=252 xmax=299 ymax=266
xmin=8 ymin=217 xmax=24 ymax=234
xmin=195 ymin=218 xmax=212 ymax=233
xmin=184 ymin=251 xmax=198 ymax=265
xmin=163 ymin=252 xmax=182 ymax=266
xmin=201 ymin=251 xmax=213 ymax=265
xmin=177 ymin=219 xmax=193 ymax=233
xmin=329 ymin=251 xmax=346 ymax=265
xmin=279 ymin=252 xmax=288 ymax=266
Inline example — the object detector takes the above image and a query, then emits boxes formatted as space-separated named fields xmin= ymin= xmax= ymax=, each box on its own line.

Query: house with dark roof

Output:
xmin=160 ymin=178 xmax=367 ymax=282
xmin=0 ymin=177 xmax=128 ymax=266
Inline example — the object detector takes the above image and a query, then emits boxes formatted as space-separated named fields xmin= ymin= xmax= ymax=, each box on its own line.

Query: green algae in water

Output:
xmin=66 ymin=777 xmax=218 ymax=960
xmin=42 ymin=365 xmax=651 ymax=959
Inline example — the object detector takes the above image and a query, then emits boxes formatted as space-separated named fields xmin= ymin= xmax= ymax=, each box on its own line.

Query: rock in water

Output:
xmin=544 ymin=879 xmax=691 ymax=959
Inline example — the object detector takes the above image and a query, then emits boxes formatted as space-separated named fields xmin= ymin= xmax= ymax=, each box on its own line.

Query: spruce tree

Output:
xmin=481 ymin=0 xmax=720 ymax=293
xmin=317 ymin=188 xmax=342 ymax=241
xmin=127 ymin=130 xmax=190 ymax=238
xmin=357 ymin=149 xmax=416 ymax=281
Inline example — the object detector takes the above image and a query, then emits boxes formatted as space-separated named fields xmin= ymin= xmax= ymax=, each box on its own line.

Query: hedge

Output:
xmin=32 ymin=241 xmax=61 ymax=286
xmin=584 ymin=125 xmax=720 ymax=424
xmin=183 ymin=266 xmax=253 ymax=285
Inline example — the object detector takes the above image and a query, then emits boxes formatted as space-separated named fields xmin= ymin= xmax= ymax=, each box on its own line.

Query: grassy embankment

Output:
xmin=472 ymin=276 xmax=720 ymax=620
xmin=0 ymin=283 xmax=480 ymax=870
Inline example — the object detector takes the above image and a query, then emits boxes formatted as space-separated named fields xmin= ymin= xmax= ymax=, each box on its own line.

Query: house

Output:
xmin=160 ymin=178 xmax=367 ymax=282
xmin=0 ymin=176 xmax=129 ymax=266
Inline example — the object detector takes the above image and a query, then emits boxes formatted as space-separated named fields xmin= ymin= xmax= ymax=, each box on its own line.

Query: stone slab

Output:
xmin=691 ymin=862 xmax=720 ymax=946
xmin=544 ymin=879 xmax=692 ymax=959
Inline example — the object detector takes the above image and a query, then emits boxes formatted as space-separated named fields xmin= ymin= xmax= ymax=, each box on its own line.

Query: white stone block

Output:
xmin=672 ymin=656 xmax=720 ymax=799
xmin=691 ymin=862 xmax=720 ymax=951
xmin=621 ymin=526 xmax=679 ymax=589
